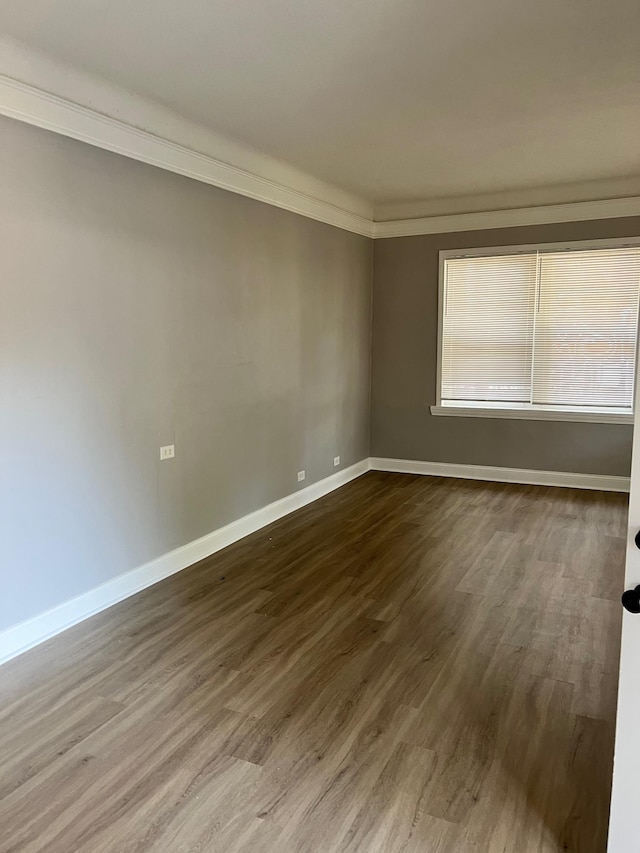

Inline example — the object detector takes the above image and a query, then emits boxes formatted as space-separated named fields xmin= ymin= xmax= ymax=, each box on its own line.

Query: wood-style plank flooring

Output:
xmin=0 ymin=472 xmax=627 ymax=852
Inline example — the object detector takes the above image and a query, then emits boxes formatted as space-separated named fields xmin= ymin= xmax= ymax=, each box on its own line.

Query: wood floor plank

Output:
xmin=0 ymin=473 xmax=626 ymax=852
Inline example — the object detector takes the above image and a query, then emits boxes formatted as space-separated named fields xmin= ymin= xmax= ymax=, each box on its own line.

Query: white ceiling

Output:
xmin=0 ymin=0 xmax=639 ymax=210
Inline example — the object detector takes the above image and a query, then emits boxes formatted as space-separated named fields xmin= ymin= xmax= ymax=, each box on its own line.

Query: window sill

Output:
xmin=430 ymin=403 xmax=633 ymax=425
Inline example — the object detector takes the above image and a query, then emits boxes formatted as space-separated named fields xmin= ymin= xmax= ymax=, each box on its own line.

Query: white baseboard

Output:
xmin=1 ymin=454 xmax=628 ymax=666
xmin=0 ymin=459 xmax=370 ymax=666
xmin=370 ymin=457 xmax=630 ymax=493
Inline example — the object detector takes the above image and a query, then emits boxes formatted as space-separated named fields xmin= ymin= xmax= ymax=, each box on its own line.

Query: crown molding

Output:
xmin=372 ymin=195 xmax=640 ymax=238
xmin=1 ymin=41 xmax=639 ymax=241
xmin=0 ymin=71 xmax=374 ymax=238
xmin=0 ymin=38 xmax=370 ymax=218
xmin=374 ymin=176 xmax=640 ymax=223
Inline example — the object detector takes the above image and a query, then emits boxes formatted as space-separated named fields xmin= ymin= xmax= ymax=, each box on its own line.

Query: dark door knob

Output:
xmin=622 ymin=585 xmax=640 ymax=613
xmin=635 ymin=530 xmax=640 ymax=550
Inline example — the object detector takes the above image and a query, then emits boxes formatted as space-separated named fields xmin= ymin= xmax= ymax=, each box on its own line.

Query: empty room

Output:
xmin=1 ymin=2 xmax=640 ymax=851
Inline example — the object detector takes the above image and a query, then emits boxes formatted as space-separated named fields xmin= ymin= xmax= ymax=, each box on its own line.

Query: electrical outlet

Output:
xmin=160 ymin=444 xmax=175 ymax=460
xmin=297 ymin=470 xmax=306 ymax=482
xmin=333 ymin=456 xmax=341 ymax=467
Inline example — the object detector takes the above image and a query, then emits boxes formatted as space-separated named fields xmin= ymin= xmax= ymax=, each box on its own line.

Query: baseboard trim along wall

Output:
xmin=0 ymin=459 xmax=370 ymax=666
xmin=369 ymin=457 xmax=631 ymax=493
xmin=1 ymin=455 xmax=629 ymax=666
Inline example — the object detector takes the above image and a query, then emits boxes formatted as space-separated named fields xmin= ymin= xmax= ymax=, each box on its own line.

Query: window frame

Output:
xmin=432 ymin=236 xmax=640 ymax=425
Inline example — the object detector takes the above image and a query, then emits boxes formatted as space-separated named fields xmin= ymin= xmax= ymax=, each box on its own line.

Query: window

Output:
xmin=432 ymin=240 xmax=640 ymax=423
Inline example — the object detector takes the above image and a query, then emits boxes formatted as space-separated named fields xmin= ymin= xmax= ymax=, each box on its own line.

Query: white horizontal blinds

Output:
xmin=533 ymin=248 xmax=640 ymax=409
xmin=441 ymin=253 xmax=537 ymax=402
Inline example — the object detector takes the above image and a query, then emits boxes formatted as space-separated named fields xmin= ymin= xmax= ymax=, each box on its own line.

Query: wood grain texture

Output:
xmin=0 ymin=473 xmax=626 ymax=852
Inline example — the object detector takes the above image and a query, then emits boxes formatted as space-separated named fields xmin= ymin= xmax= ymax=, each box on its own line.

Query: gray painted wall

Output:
xmin=4 ymin=112 xmax=639 ymax=635
xmin=371 ymin=218 xmax=640 ymax=475
xmin=0 ymin=116 xmax=373 ymax=632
